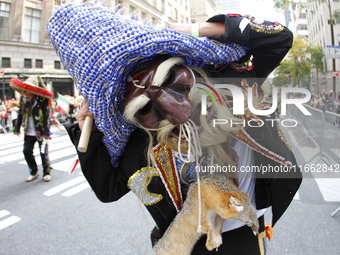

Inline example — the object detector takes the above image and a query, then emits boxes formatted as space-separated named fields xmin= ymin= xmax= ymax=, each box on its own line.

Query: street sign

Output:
xmin=325 ymin=45 xmax=340 ymax=59
xmin=0 ymin=69 xmax=4 ymax=76
xmin=333 ymin=72 xmax=339 ymax=77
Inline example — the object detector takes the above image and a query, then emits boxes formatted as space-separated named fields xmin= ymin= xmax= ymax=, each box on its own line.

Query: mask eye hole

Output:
xmin=169 ymin=83 xmax=191 ymax=95
xmin=138 ymin=101 xmax=152 ymax=116
xmin=162 ymin=68 xmax=192 ymax=95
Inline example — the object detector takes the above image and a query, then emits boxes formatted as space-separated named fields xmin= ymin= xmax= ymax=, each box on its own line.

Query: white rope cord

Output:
xmin=176 ymin=120 xmax=203 ymax=233
xmin=136 ymin=122 xmax=173 ymax=132
xmin=177 ymin=124 xmax=190 ymax=163
xmin=189 ymin=120 xmax=203 ymax=233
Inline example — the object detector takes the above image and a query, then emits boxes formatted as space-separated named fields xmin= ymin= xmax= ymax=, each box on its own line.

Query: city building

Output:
xmin=306 ymin=0 xmax=340 ymax=93
xmin=285 ymin=0 xmax=308 ymax=38
xmin=214 ymin=0 xmax=240 ymax=13
xmin=0 ymin=0 xmax=75 ymax=102
xmin=0 ymin=0 xmax=193 ymax=102
xmin=190 ymin=0 xmax=220 ymax=23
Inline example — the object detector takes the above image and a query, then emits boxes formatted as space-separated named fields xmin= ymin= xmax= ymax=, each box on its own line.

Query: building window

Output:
xmin=168 ymin=3 xmax=172 ymax=18
xmin=160 ymin=0 xmax=165 ymax=12
xmin=54 ymin=0 xmax=67 ymax=6
xmin=297 ymin=24 xmax=308 ymax=31
xmin=24 ymin=59 xmax=32 ymax=68
xmin=129 ymin=5 xmax=135 ymax=14
xmin=299 ymin=13 xmax=306 ymax=19
xmin=55 ymin=60 xmax=61 ymax=69
xmin=23 ymin=8 xmax=41 ymax=43
xmin=1 ymin=57 xmax=10 ymax=68
xmin=36 ymin=59 xmax=43 ymax=68
xmin=151 ymin=17 xmax=156 ymax=25
xmin=0 ymin=2 xmax=10 ymax=40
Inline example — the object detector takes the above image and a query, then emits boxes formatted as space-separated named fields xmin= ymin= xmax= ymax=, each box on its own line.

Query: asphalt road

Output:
xmin=0 ymin=125 xmax=339 ymax=255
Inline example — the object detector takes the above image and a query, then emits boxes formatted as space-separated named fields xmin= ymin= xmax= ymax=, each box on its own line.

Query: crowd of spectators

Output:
xmin=0 ymin=99 xmax=19 ymax=134
xmin=309 ymin=90 xmax=340 ymax=114
xmin=284 ymin=90 xmax=340 ymax=114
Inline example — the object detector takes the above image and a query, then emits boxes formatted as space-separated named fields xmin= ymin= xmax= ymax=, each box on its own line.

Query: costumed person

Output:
xmin=10 ymin=75 xmax=54 ymax=182
xmin=47 ymin=3 xmax=302 ymax=254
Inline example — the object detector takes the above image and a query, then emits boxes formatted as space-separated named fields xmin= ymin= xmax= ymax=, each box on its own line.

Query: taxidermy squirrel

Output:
xmin=153 ymin=175 xmax=259 ymax=255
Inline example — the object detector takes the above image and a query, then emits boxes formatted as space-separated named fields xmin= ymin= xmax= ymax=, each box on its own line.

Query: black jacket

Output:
xmin=66 ymin=14 xmax=302 ymax=238
xmin=15 ymin=96 xmax=51 ymax=137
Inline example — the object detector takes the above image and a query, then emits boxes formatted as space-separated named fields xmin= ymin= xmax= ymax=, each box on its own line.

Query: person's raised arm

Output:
xmin=170 ymin=14 xmax=293 ymax=81
xmin=169 ymin=22 xmax=225 ymax=38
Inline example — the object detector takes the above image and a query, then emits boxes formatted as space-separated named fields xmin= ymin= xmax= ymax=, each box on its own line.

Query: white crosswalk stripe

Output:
xmin=0 ymin=210 xmax=21 ymax=231
xmin=43 ymin=176 xmax=86 ymax=196
xmin=0 ymin=127 xmax=90 ymax=197
xmin=62 ymin=181 xmax=90 ymax=197
xmin=315 ymin=178 xmax=340 ymax=202
xmin=0 ymin=131 xmax=77 ymax=171
xmin=293 ymin=191 xmax=300 ymax=200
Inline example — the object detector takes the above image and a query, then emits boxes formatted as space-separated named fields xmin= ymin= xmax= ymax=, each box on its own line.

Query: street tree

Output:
xmin=273 ymin=36 xmax=311 ymax=87
xmin=308 ymin=45 xmax=324 ymax=93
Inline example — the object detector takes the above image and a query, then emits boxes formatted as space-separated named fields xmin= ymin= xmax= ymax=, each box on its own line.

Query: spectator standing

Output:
xmin=0 ymin=101 xmax=8 ymax=133
xmin=8 ymin=101 xmax=19 ymax=132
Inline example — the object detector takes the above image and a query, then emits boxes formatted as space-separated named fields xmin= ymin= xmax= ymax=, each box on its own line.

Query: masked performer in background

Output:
xmin=47 ymin=3 xmax=302 ymax=254
xmin=10 ymin=75 xmax=53 ymax=182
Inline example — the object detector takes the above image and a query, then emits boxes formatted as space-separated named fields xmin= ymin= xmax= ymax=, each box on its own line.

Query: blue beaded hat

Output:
xmin=47 ymin=3 xmax=248 ymax=166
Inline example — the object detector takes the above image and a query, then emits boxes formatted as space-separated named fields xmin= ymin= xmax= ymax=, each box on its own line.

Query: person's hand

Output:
xmin=42 ymin=135 xmax=51 ymax=140
xmin=76 ymin=101 xmax=97 ymax=132
xmin=15 ymin=131 xmax=20 ymax=137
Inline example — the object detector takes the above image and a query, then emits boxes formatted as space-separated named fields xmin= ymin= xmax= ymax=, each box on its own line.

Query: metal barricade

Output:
xmin=323 ymin=111 xmax=340 ymax=164
xmin=287 ymin=104 xmax=340 ymax=165
xmin=286 ymin=104 xmax=322 ymax=152
xmin=287 ymin=104 xmax=340 ymax=217
xmin=303 ymin=105 xmax=324 ymax=153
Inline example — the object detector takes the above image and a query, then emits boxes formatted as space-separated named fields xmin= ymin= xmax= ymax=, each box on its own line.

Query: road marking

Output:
xmin=1 ymin=135 xmax=71 ymax=155
xmin=0 ymin=210 xmax=10 ymax=218
xmin=315 ymin=178 xmax=340 ymax=202
xmin=16 ymin=147 xmax=77 ymax=164
xmin=62 ymin=182 xmax=90 ymax=197
xmin=0 ymin=135 xmax=75 ymax=163
xmin=47 ymin=157 xmax=80 ymax=172
xmin=0 ymin=210 xmax=21 ymax=231
xmin=1 ymin=141 xmax=24 ymax=152
xmin=43 ymin=176 xmax=86 ymax=196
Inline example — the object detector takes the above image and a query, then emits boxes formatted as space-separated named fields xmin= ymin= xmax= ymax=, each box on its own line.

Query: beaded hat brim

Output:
xmin=47 ymin=3 xmax=248 ymax=166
